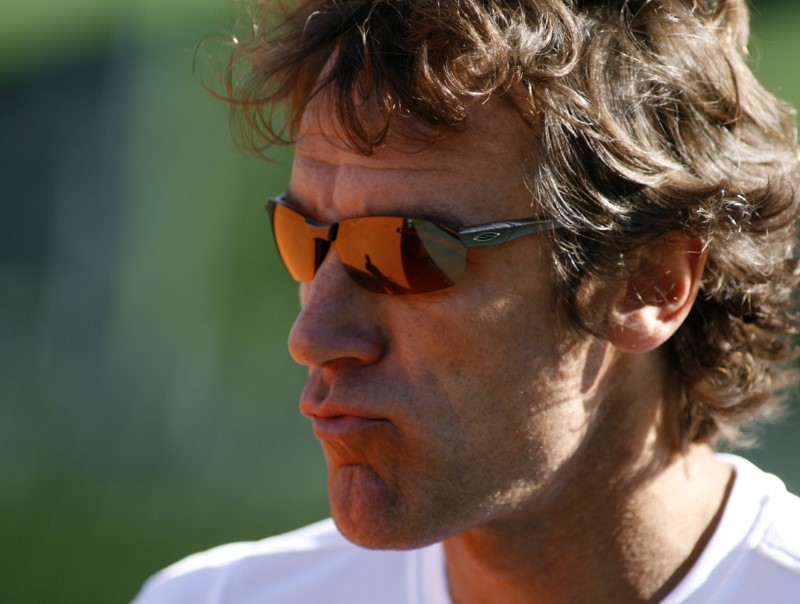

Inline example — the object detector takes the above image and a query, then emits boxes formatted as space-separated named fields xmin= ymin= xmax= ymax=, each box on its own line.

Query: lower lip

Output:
xmin=311 ymin=416 xmax=386 ymax=440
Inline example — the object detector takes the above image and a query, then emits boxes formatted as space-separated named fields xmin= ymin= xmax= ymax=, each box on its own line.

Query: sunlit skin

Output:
xmin=286 ymin=99 xmax=733 ymax=603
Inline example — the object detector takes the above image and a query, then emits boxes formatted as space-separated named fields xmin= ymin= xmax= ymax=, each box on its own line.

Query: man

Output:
xmin=136 ymin=0 xmax=800 ymax=602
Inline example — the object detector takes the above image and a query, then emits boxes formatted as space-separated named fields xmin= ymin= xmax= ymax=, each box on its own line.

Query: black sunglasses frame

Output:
xmin=266 ymin=193 xmax=562 ymax=294
xmin=267 ymin=193 xmax=560 ymax=249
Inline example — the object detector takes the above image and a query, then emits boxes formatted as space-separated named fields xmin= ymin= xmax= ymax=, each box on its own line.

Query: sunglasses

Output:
xmin=267 ymin=194 xmax=559 ymax=295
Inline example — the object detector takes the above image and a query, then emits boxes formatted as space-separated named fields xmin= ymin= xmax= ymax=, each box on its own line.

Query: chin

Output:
xmin=328 ymin=465 xmax=446 ymax=551
xmin=332 ymin=512 xmax=442 ymax=551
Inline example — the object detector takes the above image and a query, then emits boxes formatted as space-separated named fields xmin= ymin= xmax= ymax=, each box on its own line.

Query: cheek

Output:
xmin=415 ymin=290 xmax=563 ymax=394
xmin=396 ymin=289 xmax=590 ymax=463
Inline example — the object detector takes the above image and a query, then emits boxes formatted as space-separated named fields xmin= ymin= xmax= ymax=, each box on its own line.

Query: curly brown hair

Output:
xmin=220 ymin=0 xmax=800 ymax=446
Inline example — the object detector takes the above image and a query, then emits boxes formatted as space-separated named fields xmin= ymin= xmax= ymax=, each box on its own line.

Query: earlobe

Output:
xmin=607 ymin=234 xmax=707 ymax=354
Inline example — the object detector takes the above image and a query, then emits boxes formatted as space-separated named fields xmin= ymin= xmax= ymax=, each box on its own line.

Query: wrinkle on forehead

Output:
xmin=299 ymin=75 xmax=441 ymax=152
xmin=291 ymin=90 xmax=543 ymax=223
xmin=289 ymin=157 xmax=471 ymax=224
xmin=297 ymin=90 xmax=536 ymax=171
xmin=294 ymin=137 xmax=461 ymax=176
xmin=295 ymin=102 xmax=535 ymax=189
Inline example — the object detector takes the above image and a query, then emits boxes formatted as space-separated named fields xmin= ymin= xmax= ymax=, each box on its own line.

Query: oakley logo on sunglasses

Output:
xmin=267 ymin=194 xmax=560 ymax=295
xmin=471 ymin=232 xmax=502 ymax=242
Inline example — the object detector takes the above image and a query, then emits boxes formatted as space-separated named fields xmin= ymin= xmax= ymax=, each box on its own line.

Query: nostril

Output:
xmin=287 ymin=257 xmax=386 ymax=369
xmin=288 ymin=306 xmax=386 ymax=369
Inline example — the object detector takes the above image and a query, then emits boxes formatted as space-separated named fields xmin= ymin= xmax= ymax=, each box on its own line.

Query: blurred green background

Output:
xmin=1 ymin=1 xmax=799 ymax=602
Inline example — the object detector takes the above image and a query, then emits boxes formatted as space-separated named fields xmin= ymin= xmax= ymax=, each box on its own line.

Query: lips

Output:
xmin=309 ymin=414 xmax=388 ymax=442
xmin=299 ymin=375 xmax=390 ymax=441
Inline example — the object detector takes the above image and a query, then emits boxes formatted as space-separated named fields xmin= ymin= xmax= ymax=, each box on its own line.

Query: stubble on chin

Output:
xmin=327 ymin=463 xmax=418 ymax=550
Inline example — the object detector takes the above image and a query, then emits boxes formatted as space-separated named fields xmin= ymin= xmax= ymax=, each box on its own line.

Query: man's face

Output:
xmin=287 ymin=100 xmax=613 ymax=550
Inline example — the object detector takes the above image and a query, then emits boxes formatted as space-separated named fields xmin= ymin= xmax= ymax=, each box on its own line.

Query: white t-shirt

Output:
xmin=134 ymin=455 xmax=800 ymax=603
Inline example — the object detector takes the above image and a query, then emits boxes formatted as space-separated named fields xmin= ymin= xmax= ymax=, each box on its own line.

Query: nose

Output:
xmin=288 ymin=248 xmax=386 ymax=370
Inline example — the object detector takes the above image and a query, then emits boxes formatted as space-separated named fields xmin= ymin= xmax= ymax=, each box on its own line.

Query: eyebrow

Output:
xmin=281 ymin=189 xmax=474 ymax=227
xmin=293 ymin=142 xmax=461 ymax=175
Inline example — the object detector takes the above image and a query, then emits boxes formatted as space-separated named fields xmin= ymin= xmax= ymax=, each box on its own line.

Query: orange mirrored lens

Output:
xmin=337 ymin=217 xmax=466 ymax=294
xmin=271 ymin=202 xmax=318 ymax=282
xmin=269 ymin=201 xmax=468 ymax=294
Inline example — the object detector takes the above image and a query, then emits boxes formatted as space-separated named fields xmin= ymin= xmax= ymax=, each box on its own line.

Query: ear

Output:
xmin=606 ymin=234 xmax=706 ymax=354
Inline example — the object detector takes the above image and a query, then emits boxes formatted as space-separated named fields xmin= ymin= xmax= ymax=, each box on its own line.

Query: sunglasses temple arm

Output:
xmin=458 ymin=219 xmax=558 ymax=248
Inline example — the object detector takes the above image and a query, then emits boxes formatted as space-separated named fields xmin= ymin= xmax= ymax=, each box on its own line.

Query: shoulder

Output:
xmin=683 ymin=454 xmax=800 ymax=603
xmin=133 ymin=519 xmax=419 ymax=604
xmin=664 ymin=454 xmax=800 ymax=603
xmin=749 ymin=465 xmax=800 ymax=575
xmin=728 ymin=454 xmax=800 ymax=601
xmin=723 ymin=454 xmax=800 ymax=567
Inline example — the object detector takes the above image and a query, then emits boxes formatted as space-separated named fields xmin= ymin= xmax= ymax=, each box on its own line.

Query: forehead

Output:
xmin=292 ymin=96 xmax=540 ymax=221
xmin=296 ymin=93 xmax=533 ymax=163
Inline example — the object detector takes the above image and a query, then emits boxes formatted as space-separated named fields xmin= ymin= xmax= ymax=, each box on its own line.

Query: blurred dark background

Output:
xmin=1 ymin=1 xmax=798 ymax=602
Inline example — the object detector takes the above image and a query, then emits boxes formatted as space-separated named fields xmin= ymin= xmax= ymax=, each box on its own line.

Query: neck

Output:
xmin=444 ymin=445 xmax=732 ymax=604
xmin=443 ymin=350 xmax=733 ymax=604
